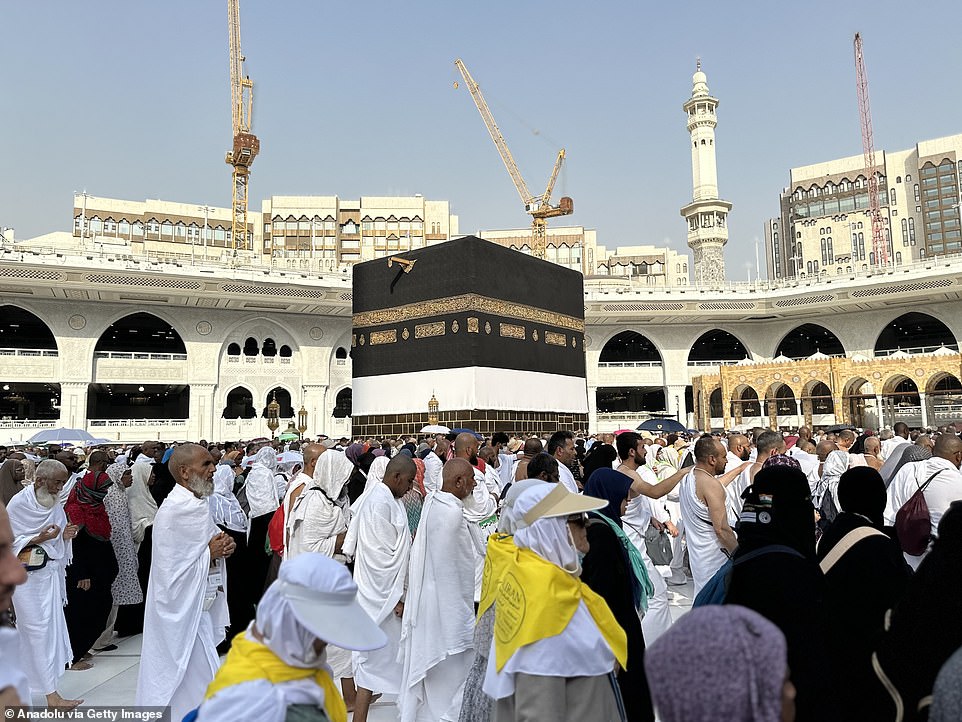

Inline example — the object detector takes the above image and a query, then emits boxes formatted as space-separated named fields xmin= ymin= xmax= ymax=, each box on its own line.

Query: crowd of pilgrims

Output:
xmin=1 ymin=422 xmax=962 ymax=720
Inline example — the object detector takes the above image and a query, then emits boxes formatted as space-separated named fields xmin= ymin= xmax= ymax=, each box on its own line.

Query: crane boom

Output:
xmin=226 ymin=0 xmax=259 ymax=258
xmin=541 ymin=149 xmax=566 ymax=206
xmin=454 ymin=58 xmax=573 ymax=260
xmin=854 ymin=33 xmax=888 ymax=267
xmin=454 ymin=59 xmax=533 ymax=205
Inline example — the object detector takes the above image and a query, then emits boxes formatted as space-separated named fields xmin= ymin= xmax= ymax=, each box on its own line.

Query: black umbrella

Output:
xmin=637 ymin=418 xmax=686 ymax=433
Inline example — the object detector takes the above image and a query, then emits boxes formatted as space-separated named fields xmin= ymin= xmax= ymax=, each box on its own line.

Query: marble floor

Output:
xmin=41 ymin=575 xmax=695 ymax=720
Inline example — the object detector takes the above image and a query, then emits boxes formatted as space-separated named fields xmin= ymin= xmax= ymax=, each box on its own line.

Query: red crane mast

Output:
xmin=854 ymin=32 xmax=889 ymax=267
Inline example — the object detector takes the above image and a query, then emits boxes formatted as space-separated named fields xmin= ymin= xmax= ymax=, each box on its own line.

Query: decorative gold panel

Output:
xmin=467 ymin=317 xmax=480 ymax=333
xmin=545 ymin=331 xmax=567 ymax=346
xmin=415 ymin=322 xmax=446 ymax=339
xmin=500 ymin=323 xmax=526 ymax=340
xmin=369 ymin=330 xmax=397 ymax=345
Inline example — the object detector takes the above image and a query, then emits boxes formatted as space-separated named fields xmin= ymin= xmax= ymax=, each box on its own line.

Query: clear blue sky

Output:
xmin=2 ymin=0 xmax=959 ymax=278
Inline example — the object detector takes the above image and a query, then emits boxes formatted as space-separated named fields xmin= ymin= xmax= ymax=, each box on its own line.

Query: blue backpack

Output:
xmin=693 ymin=544 xmax=804 ymax=607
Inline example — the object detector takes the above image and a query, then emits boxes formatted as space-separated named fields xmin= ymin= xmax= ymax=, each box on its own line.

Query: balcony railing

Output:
xmin=876 ymin=344 xmax=960 ymax=356
xmin=687 ymin=360 xmax=739 ymax=367
xmin=0 ymin=348 xmax=58 ymax=357
xmin=88 ymin=419 xmax=188 ymax=427
xmin=0 ymin=420 xmax=58 ymax=429
xmin=95 ymin=351 xmax=187 ymax=361
xmin=597 ymin=361 xmax=662 ymax=368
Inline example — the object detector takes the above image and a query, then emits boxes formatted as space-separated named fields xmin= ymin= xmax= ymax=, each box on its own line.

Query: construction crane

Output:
xmin=853 ymin=32 xmax=889 ymax=267
xmin=454 ymin=59 xmax=573 ymax=260
xmin=226 ymin=0 xmax=259 ymax=256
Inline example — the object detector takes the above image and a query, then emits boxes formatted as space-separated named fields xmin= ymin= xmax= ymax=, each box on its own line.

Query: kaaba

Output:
xmin=351 ymin=236 xmax=588 ymax=437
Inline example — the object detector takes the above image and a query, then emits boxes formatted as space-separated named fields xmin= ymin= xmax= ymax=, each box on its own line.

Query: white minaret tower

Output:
xmin=680 ymin=60 xmax=732 ymax=286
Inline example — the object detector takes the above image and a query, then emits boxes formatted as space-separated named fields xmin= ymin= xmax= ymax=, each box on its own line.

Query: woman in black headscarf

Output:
xmin=725 ymin=467 xmax=836 ymax=722
xmin=582 ymin=443 xmax=618 ymax=485
xmin=816 ymin=466 xmax=911 ymax=719
xmin=868 ymin=501 xmax=962 ymax=721
xmin=582 ymin=467 xmax=654 ymax=722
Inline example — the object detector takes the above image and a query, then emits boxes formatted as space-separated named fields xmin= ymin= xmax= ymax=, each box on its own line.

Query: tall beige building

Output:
xmin=766 ymin=133 xmax=962 ymax=279
xmin=71 ymin=193 xmax=459 ymax=269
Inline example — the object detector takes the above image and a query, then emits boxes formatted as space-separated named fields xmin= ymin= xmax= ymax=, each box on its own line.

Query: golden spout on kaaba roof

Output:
xmin=388 ymin=257 xmax=417 ymax=273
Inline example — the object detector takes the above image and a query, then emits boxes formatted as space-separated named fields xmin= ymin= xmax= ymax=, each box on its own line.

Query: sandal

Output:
xmin=69 ymin=660 xmax=93 ymax=671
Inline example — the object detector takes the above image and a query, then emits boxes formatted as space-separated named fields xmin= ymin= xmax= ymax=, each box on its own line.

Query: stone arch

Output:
xmin=0 ymin=304 xmax=58 ymax=351
xmin=599 ymin=330 xmax=662 ymax=364
xmin=875 ymin=312 xmax=958 ymax=355
xmin=219 ymin=315 xmax=303 ymax=356
xmin=333 ymin=386 xmax=352 ymax=418
xmin=731 ymin=384 xmax=762 ymax=417
xmin=688 ymin=329 xmax=751 ymax=364
xmin=708 ymin=388 xmax=723 ymax=417
xmin=222 ymin=385 xmax=256 ymax=419
xmin=774 ymin=323 xmax=845 ymax=359
xmin=94 ymin=312 xmax=186 ymax=354
xmin=927 ymin=372 xmax=962 ymax=396
xmin=262 ymin=385 xmax=295 ymax=418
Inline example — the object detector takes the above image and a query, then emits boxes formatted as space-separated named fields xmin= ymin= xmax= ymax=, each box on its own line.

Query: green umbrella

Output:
xmin=277 ymin=431 xmax=300 ymax=441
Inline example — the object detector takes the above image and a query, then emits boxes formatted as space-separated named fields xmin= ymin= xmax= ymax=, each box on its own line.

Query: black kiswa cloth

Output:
xmin=351 ymin=236 xmax=585 ymax=379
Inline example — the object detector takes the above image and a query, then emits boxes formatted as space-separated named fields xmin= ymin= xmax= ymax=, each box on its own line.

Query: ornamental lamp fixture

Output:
xmin=297 ymin=404 xmax=309 ymax=438
xmin=267 ymin=392 xmax=281 ymax=437
xmin=428 ymin=394 xmax=439 ymax=425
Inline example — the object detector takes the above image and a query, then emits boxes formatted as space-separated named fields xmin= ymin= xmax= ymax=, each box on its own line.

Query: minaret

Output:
xmin=680 ymin=60 xmax=732 ymax=286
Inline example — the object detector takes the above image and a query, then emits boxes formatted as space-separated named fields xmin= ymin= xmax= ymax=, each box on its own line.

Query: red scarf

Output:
xmin=65 ymin=470 xmax=113 ymax=540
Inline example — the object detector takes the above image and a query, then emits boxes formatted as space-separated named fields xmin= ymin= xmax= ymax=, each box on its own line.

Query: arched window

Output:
xmin=279 ymin=345 xmax=292 ymax=358
xmin=0 ymin=305 xmax=58 ymax=351
xmin=222 ymin=386 xmax=256 ymax=419
xmin=262 ymin=338 xmax=277 ymax=357
xmin=333 ymin=388 xmax=352 ymax=418
xmin=335 ymin=347 xmax=348 ymax=359
xmin=95 ymin=313 xmax=185 ymax=354
xmin=227 ymin=343 xmax=241 ymax=356
xmin=243 ymin=337 xmax=259 ymax=356
xmin=599 ymin=332 xmax=662 ymax=364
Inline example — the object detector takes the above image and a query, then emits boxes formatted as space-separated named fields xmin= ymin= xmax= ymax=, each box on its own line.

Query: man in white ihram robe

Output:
xmin=345 ymin=455 xmax=416 ymax=722
xmin=7 ymin=460 xmax=79 ymax=708
xmin=398 ymin=459 xmax=477 ymax=722
xmin=135 ymin=444 xmax=234 ymax=722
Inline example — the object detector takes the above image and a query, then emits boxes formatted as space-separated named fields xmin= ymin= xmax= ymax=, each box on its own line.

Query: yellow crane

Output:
xmin=226 ymin=0 xmax=259 ymax=256
xmin=454 ymin=59 xmax=572 ymax=260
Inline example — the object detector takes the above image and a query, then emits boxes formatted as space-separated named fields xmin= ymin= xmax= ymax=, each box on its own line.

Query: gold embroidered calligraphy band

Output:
xmin=352 ymin=293 xmax=585 ymax=332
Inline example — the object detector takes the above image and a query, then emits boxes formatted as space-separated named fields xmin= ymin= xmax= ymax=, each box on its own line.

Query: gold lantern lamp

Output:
xmin=297 ymin=404 xmax=309 ymax=438
xmin=428 ymin=394 xmax=439 ymax=425
xmin=266 ymin=391 xmax=281 ymax=438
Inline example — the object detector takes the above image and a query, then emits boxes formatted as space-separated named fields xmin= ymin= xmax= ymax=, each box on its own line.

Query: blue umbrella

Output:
xmin=27 ymin=427 xmax=97 ymax=444
xmin=450 ymin=427 xmax=483 ymax=439
xmin=636 ymin=418 xmax=686 ymax=433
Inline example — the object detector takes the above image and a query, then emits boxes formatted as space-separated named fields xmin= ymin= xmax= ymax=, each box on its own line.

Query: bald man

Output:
xmin=398 ymin=458 xmax=477 ymax=722
xmin=352 ymin=455 xmax=417 ymax=722
xmin=862 ymin=436 xmax=883 ymax=471
xmin=282 ymin=443 xmax=325 ymax=554
xmin=724 ymin=435 xmax=751 ymax=472
xmin=884 ymin=433 xmax=962 ymax=569
xmin=513 ymin=438 xmax=544 ymax=482
xmin=136 ymin=444 xmax=235 ymax=720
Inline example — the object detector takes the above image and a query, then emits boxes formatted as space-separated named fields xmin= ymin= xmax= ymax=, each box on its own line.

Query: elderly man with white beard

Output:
xmin=6 ymin=459 xmax=81 ymax=709
xmin=135 ymin=443 xmax=235 ymax=722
